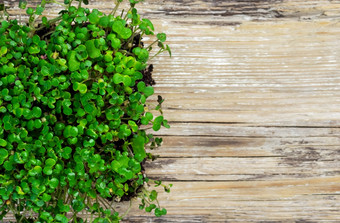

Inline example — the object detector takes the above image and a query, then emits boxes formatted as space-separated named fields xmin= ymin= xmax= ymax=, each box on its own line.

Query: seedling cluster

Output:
xmin=0 ymin=0 xmax=171 ymax=222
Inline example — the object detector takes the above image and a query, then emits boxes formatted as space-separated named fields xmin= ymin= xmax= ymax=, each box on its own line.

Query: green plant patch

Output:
xmin=0 ymin=0 xmax=172 ymax=222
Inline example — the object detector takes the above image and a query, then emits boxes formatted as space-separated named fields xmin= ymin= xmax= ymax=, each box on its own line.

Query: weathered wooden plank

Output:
xmin=145 ymin=156 xmax=340 ymax=181
xmin=56 ymin=178 xmax=338 ymax=222
xmin=159 ymin=109 xmax=340 ymax=126
xmin=122 ymin=178 xmax=340 ymax=222
xmin=150 ymin=136 xmax=340 ymax=157
xmin=152 ymin=123 xmax=340 ymax=137
xmin=145 ymin=19 xmax=340 ymax=126
xmin=7 ymin=0 xmax=340 ymax=20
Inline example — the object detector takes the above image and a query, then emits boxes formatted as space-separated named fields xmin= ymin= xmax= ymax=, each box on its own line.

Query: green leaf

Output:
xmin=32 ymin=107 xmax=42 ymax=118
xmin=86 ymin=129 xmax=98 ymax=139
xmin=42 ymin=16 xmax=48 ymax=25
xmin=99 ymin=16 xmax=109 ymax=28
xmin=78 ymin=84 xmax=87 ymax=94
xmin=63 ymin=126 xmax=79 ymax=138
xmin=145 ymin=112 xmax=153 ymax=120
xmin=35 ymin=6 xmax=44 ymax=15
xmin=29 ymin=166 xmax=42 ymax=176
xmin=84 ymin=103 xmax=95 ymax=113
xmin=67 ymin=51 xmax=80 ymax=72
xmin=113 ymin=73 xmax=123 ymax=84
xmin=137 ymin=81 xmax=145 ymax=92
xmin=0 ymin=149 xmax=8 ymax=165
xmin=155 ymin=208 xmax=167 ymax=217
xmin=122 ymin=75 xmax=131 ymax=86
xmin=62 ymin=147 xmax=72 ymax=159
xmin=153 ymin=116 xmax=164 ymax=131
xmin=85 ymin=40 xmax=101 ymax=59
xmin=129 ymin=158 xmax=141 ymax=173
xmin=142 ymin=18 xmax=154 ymax=31
xmin=55 ymin=214 xmax=68 ymax=223
xmin=128 ymin=120 xmax=138 ymax=132
xmin=112 ymin=20 xmax=123 ymax=34
xmin=132 ymin=135 xmax=146 ymax=162
xmin=111 ymin=38 xmax=121 ymax=49
xmin=88 ymin=11 xmax=100 ymax=24
xmin=16 ymin=186 xmax=25 ymax=195
xmin=157 ymin=33 xmax=166 ymax=42
xmin=1 ymin=88 xmax=9 ymax=96
xmin=0 ymin=106 xmax=7 ymax=113
xmin=42 ymin=193 xmax=51 ymax=202
xmin=26 ymin=7 xmax=34 ymax=15
xmin=19 ymin=0 xmax=27 ymax=9
xmin=143 ymin=86 xmax=154 ymax=97
xmin=40 ymin=212 xmax=51 ymax=221
xmin=118 ymin=125 xmax=131 ymax=138
xmin=0 ymin=46 xmax=7 ymax=57
xmin=107 ymin=33 xmax=116 ymax=42
xmin=104 ymin=53 xmax=113 ymax=62
xmin=48 ymin=178 xmax=59 ymax=189
xmin=45 ymin=158 xmax=56 ymax=167
xmin=72 ymin=199 xmax=84 ymax=212
xmin=154 ymin=116 xmax=164 ymax=124
xmin=67 ymin=172 xmax=76 ymax=187
xmin=43 ymin=167 xmax=53 ymax=175
xmin=166 ymin=44 xmax=172 ymax=57
xmin=83 ymin=139 xmax=95 ymax=147
xmin=120 ymin=28 xmax=132 ymax=39
xmin=163 ymin=119 xmax=170 ymax=128
xmin=34 ymin=119 xmax=42 ymax=128
xmin=141 ymin=117 xmax=149 ymax=125
xmin=149 ymin=190 xmax=158 ymax=201
xmin=63 ymin=107 xmax=73 ymax=116
xmin=28 ymin=46 xmax=40 ymax=54
xmin=0 ymin=139 xmax=7 ymax=147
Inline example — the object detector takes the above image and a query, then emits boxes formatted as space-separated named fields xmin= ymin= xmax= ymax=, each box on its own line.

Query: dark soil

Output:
xmin=141 ymin=64 xmax=155 ymax=86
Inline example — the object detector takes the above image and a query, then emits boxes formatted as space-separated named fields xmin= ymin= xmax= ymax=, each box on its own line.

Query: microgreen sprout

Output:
xmin=0 ymin=0 xmax=171 ymax=222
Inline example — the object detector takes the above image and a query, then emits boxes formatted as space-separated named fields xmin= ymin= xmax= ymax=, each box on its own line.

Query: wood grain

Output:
xmin=3 ymin=0 xmax=340 ymax=222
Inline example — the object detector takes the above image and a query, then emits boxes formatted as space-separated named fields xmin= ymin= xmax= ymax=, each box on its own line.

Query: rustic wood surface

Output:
xmin=4 ymin=0 xmax=340 ymax=222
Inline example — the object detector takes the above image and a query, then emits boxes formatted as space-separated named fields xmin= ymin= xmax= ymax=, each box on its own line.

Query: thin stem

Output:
xmin=138 ymin=31 xmax=144 ymax=47
xmin=119 ymin=49 xmax=135 ymax=56
xmin=120 ymin=9 xmax=125 ymax=18
xmin=19 ymin=11 xmax=22 ymax=25
xmin=41 ymin=30 xmax=54 ymax=39
xmin=110 ymin=1 xmax=121 ymax=16
xmin=149 ymin=49 xmax=164 ymax=61
xmin=146 ymin=40 xmax=158 ymax=51
xmin=98 ymin=197 xmax=110 ymax=210
xmin=18 ymin=210 xmax=27 ymax=223
xmin=72 ymin=210 xmax=78 ymax=223
xmin=123 ymin=7 xmax=132 ymax=21
xmin=90 ymin=211 xmax=94 ymax=222
xmin=8 ymin=200 xmax=19 ymax=220
xmin=125 ymin=27 xmax=137 ymax=49
xmin=66 ymin=193 xmax=73 ymax=205
xmin=127 ymin=145 xmax=134 ymax=157
xmin=140 ymin=126 xmax=153 ymax=131
xmin=119 ymin=200 xmax=132 ymax=219
xmin=68 ymin=0 xmax=74 ymax=8
xmin=28 ymin=0 xmax=49 ymax=36
xmin=110 ymin=196 xmax=117 ymax=208
xmin=52 ymin=0 xmax=65 ymax=7
xmin=35 ymin=15 xmax=63 ymax=32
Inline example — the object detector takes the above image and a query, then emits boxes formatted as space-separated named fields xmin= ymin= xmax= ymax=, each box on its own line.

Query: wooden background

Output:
xmin=4 ymin=0 xmax=340 ymax=222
